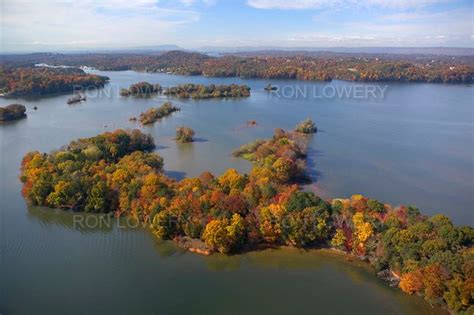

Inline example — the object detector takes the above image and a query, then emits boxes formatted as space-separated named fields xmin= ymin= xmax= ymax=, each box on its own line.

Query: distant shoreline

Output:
xmin=2 ymin=51 xmax=473 ymax=88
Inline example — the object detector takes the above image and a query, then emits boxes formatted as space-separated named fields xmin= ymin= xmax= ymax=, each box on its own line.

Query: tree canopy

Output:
xmin=164 ymin=83 xmax=250 ymax=99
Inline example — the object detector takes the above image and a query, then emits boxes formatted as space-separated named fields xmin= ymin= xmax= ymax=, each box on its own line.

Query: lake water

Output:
xmin=1 ymin=69 xmax=472 ymax=313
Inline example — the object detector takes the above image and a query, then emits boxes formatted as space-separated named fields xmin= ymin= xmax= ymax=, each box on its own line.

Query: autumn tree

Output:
xmin=285 ymin=206 xmax=330 ymax=246
xmin=175 ymin=126 xmax=195 ymax=143
xmin=151 ymin=210 xmax=178 ymax=239
xmin=295 ymin=118 xmax=317 ymax=134
xmin=202 ymin=214 xmax=246 ymax=254
xmin=330 ymin=229 xmax=347 ymax=250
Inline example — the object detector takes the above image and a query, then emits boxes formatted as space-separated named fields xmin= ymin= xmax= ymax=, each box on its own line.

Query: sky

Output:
xmin=0 ymin=0 xmax=473 ymax=52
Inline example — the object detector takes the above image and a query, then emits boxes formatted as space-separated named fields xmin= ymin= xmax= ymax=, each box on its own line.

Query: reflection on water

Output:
xmin=11 ymin=206 xmax=446 ymax=314
xmin=27 ymin=206 xmax=115 ymax=233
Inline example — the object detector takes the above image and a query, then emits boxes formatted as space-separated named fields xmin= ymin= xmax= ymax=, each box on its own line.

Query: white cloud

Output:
xmin=380 ymin=9 xmax=466 ymax=22
xmin=288 ymin=8 xmax=474 ymax=47
xmin=350 ymin=9 xmax=473 ymax=38
xmin=363 ymin=0 xmax=447 ymax=9
xmin=180 ymin=0 xmax=217 ymax=6
xmin=247 ymin=0 xmax=447 ymax=10
xmin=0 ymin=0 xmax=201 ymax=52
xmin=247 ymin=0 xmax=334 ymax=10
xmin=0 ymin=0 xmax=470 ymax=51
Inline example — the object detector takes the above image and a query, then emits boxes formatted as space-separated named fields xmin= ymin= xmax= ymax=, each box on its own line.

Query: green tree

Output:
xmin=29 ymin=174 xmax=53 ymax=205
xmin=85 ymin=181 xmax=108 ymax=212
xmin=285 ymin=207 xmax=330 ymax=246
xmin=367 ymin=199 xmax=385 ymax=213
xmin=151 ymin=211 xmax=178 ymax=239
xmin=286 ymin=191 xmax=327 ymax=213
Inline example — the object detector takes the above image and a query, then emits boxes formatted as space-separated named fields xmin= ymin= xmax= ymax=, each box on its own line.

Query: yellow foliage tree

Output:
xmin=258 ymin=203 xmax=286 ymax=243
xmin=352 ymin=212 xmax=374 ymax=252
xmin=218 ymin=168 xmax=246 ymax=192
xmin=330 ymin=229 xmax=347 ymax=250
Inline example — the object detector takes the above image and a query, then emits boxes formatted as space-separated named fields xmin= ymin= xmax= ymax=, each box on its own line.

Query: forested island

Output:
xmin=0 ymin=104 xmax=26 ymax=122
xmin=295 ymin=118 xmax=317 ymax=134
xmin=175 ymin=126 xmax=195 ymax=142
xmin=2 ymin=50 xmax=473 ymax=84
xmin=0 ymin=66 xmax=109 ymax=96
xmin=19 ymin=126 xmax=473 ymax=313
xmin=120 ymin=82 xmax=162 ymax=97
xmin=131 ymin=102 xmax=180 ymax=125
xmin=164 ymin=83 xmax=250 ymax=98
xmin=120 ymin=81 xmax=250 ymax=99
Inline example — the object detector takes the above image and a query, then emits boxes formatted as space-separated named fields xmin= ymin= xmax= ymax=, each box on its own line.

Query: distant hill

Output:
xmin=0 ymin=45 xmax=186 ymax=55
xmin=199 ymin=46 xmax=474 ymax=57
xmin=132 ymin=44 xmax=184 ymax=51
xmin=115 ymin=45 xmax=186 ymax=54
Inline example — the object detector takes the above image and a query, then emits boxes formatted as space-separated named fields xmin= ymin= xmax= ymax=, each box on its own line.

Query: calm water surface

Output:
xmin=1 ymin=70 xmax=472 ymax=313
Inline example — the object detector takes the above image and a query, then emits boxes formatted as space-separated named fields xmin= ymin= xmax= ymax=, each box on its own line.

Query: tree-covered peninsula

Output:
xmin=19 ymin=126 xmax=473 ymax=313
xmin=0 ymin=67 xmax=109 ymax=96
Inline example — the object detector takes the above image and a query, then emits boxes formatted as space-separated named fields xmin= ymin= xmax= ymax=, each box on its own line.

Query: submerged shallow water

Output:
xmin=1 ymin=70 xmax=472 ymax=313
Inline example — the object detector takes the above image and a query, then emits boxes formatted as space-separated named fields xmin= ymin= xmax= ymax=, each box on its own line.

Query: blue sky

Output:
xmin=1 ymin=0 xmax=473 ymax=52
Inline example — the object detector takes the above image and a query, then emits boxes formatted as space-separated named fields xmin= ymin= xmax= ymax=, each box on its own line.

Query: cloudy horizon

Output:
xmin=1 ymin=0 xmax=473 ymax=52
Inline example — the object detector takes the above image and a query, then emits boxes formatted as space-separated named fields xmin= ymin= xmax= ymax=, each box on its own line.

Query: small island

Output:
xmin=164 ymin=84 xmax=250 ymax=99
xmin=246 ymin=120 xmax=258 ymax=127
xmin=264 ymin=83 xmax=278 ymax=91
xmin=175 ymin=126 xmax=195 ymax=143
xmin=67 ymin=93 xmax=86 ymax=104
xmin=132 ymin=102 xmax=180 ymax=125
xmin=295 ymin=118 xmax=317 ymax=134
xmin=120 ymin=82 xmax=162 ymax=97
xmin=0 ymin=104 xmax=27 ymax=122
